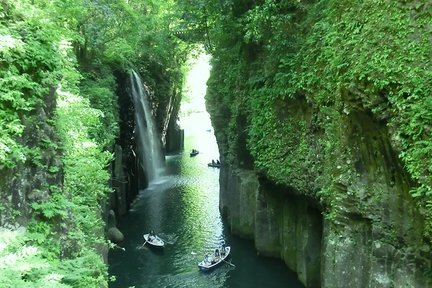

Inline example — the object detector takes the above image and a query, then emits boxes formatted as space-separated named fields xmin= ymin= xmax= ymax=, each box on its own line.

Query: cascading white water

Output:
xmin=130 ymin=70 xmax=165 ymax=184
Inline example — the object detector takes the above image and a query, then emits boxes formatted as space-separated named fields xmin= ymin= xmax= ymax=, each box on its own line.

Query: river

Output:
xmin=108 ymin=111 xmax=304 ymax=288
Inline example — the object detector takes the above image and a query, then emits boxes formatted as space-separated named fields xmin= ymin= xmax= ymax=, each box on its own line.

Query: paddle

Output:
xmin=138 ymin=240 xmax=147 ymax=249
xmin=222 ymin=259 xmax=236 ymax=268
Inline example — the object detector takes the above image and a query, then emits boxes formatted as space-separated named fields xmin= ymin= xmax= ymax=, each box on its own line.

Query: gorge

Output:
xmin=1 ymin=0 xmax=431 ymax=287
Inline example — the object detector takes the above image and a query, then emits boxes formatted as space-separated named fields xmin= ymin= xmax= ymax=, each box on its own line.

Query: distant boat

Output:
xmin=190 ymin=149 xmax=199 ymax=157
xmin=143 ymin=233 xmax=165 ymax=248
xmin=198 ymin=246 xmax=231 ymax=271
xmin=207 ymin=162 xmax=221 ymax=168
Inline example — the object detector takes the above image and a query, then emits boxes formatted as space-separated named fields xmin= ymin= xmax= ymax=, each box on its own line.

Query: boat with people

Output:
xmin=190 ymin=149 xmax=199 ymax=157
xmin=143 ymin=231 xmax=165 ymax=248
xmin=208 ymin=159 xmax=221 ymax=168
xmin=198 ymin=245 xmax=231 ymax=271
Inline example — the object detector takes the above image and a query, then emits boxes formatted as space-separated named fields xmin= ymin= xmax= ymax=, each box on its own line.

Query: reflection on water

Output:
xmin=109 ymin=112 xmax=304 ymax=288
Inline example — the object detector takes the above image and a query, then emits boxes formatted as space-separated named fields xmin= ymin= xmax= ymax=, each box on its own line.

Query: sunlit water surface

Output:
xmin=108 ymin=112 xmax=304 ymax=288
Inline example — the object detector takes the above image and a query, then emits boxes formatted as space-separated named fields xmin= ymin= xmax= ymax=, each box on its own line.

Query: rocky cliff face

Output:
xmin=220 ymin=166 xmax=320 ymax=286
xmin=0 ymin=87 xmax=63 ymax=228
xmin=216 ymin=109 xmax=431 ymax=287
xmin=319 ymin=111 xmax=429 ymax=288
xmin=206 ymin=1 xmax=432 ymax=287
xmin=220 ymin=167 xmax=322 ymax=287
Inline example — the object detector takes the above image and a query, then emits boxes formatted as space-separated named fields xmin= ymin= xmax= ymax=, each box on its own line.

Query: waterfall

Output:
xmin=130 ymin=70 xmax=165 ymax=184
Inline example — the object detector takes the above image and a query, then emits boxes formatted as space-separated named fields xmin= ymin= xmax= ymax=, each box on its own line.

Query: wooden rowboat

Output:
xmin=198 ymin=246 xmax=231 ymax=271
xmin=143 ymin=233 xmax=165 ymax=248
xmin=207 ymin=162 xmax=221 ymax=168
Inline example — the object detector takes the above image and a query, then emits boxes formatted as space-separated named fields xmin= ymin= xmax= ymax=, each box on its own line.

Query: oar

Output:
xmin=115 ymin=246 xmax=126 ymax=251
xmin=223 ymin=259 xmax=236 ymax=268
xmin=138 ymin=240 xmax=147 ymax=249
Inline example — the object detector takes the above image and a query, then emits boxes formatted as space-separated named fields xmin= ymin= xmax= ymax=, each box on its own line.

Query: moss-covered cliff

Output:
xmin=0 ymin=0 xmax=188 ymax=286
xmin=205 ymin=0 xmax=432 ymax=287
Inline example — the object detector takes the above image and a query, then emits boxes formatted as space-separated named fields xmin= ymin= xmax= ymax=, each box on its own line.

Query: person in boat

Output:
xmin=216 ymin=160 xmax=220 ymax=165
xmin=212 ymin=159 xmax=215 ymax=165
xmin=205 ymin=254 xmax=211 ymax=264
xmin=220 ymin=245 xmax=226 ymax=256
xmin=211 ymin=249 xmax=219 ymax=264
xmin=149 ymin=230 xmax=155 ymax=241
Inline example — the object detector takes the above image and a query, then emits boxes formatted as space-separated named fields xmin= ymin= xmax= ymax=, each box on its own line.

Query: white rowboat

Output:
xmin=198 ymin=246 xmax=231 ymax=271
xmin=143 ymin=233 xmax=165 ymax=248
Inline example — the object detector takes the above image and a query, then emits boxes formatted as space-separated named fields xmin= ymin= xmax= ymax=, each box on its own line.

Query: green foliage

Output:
xmin=0 ymin=1 xmax=62 ymax=169
xmin=248 ymin=96 xmax=315 ymax=189
xmin=80 ymin=70 xmax=119 ymax=150
xmin=58 ymin=253 xmax=107 ymax=288
xmin=0 ymin=227 xmax=107 ymax=287
xmin=55 ymin=71 xmax=112 ymax=264
xmin=0 ymin=0 xmax=123 ymax=285
xmin=31 ymin=191 xmax=68 ymax=220
xmin=0 ymin=227 xmax=71 ymax=288
xmin=203 ymin=0 xmax=432 ymax=239
xmin=279 ymin=0 xmax=432 ymax=236
xmin=0 ymin=0 xmax=197 ymax=287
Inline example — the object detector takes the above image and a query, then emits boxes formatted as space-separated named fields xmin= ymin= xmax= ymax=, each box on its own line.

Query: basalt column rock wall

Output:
xmin=0 ymin=87 xmax=63 ymax=228
xmin=320 ymin=111 xmax=430 ymax=288
xmin=217 ymin=108 xmax=431 ymax=287
xmin=207 ymin=1 xmax=432 ymax=285
xmin=219 ymin=166 xmax=322 ymax=287
xmin=111 ymin=71 xmax=140 ymax=217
